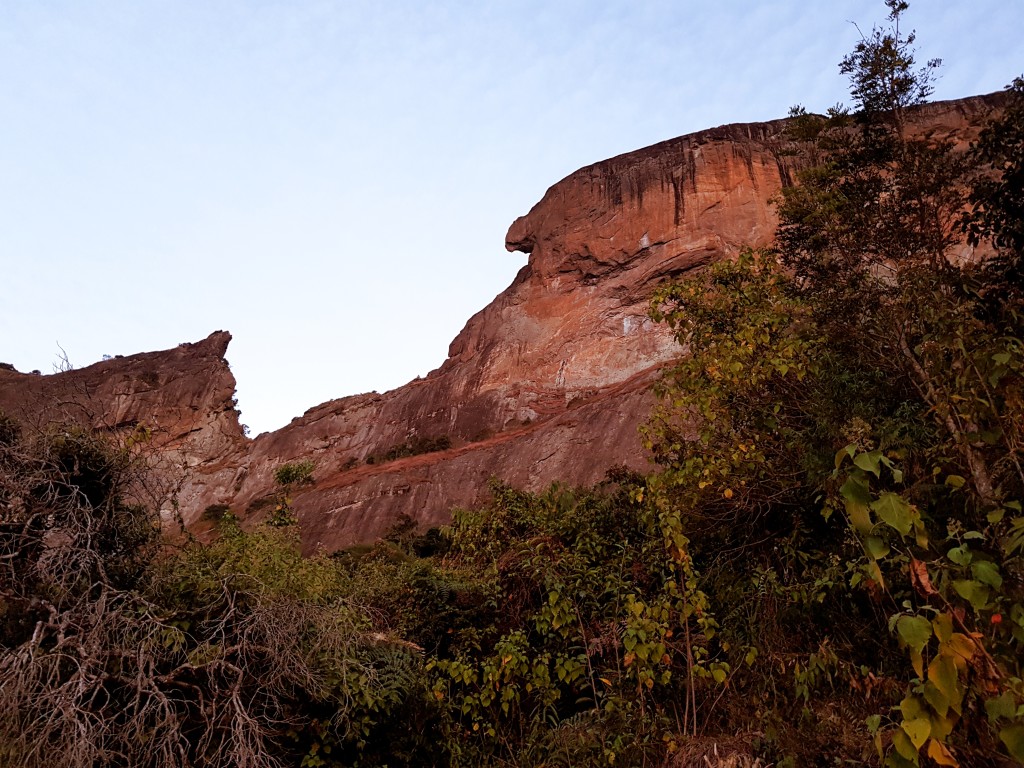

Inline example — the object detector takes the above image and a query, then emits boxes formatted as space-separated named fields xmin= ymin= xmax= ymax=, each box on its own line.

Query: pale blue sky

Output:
xmin=2 ymin=1 xmax=1022 ymax=434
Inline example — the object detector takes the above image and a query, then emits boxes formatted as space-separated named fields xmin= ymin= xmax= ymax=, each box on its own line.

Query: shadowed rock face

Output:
xmin=0 ymin=94 xmax=1005 ymax=551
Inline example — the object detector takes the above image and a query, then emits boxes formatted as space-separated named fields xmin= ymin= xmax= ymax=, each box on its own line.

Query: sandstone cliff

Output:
xmin=0 ymin=93 xmax=1005 ymax=551
xmin=0 ymin=331 xmax=248 ymax=520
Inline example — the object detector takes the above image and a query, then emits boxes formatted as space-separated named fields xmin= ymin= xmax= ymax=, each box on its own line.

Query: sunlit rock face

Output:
xmin=0 ymin=332 xmax=248 ymax=519
xmin=0 ymin=93 xmax=1004 ymax=551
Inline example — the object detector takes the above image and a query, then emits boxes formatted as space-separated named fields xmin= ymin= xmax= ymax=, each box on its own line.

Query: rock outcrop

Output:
xmin=0 ymin=332 xmax=248 ymax=514
xmin=0 ymin=93 xmax=1006 ymax=551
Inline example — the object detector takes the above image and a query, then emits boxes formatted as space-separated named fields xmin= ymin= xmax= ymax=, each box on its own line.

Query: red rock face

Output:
xmin=0 ymin=332 xmax=248 ymax=522
xmin=0 ymin=94 xmax=1005 ymax=551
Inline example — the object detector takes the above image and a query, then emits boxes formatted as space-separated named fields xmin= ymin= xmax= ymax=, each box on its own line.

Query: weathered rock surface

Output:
xmin=0 ymin=332 xmax=248 ymax=518
xmin=0 ymin=94 xmax=1005 ymax=550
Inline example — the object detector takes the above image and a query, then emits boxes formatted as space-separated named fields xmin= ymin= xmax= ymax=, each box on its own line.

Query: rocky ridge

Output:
xmin=0 ymin=93 xmax=1005 ymax=551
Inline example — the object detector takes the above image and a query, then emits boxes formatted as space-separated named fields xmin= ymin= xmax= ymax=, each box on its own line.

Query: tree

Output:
xmin=776 ymin=1 xmax=1017 ymax=506
xmin=840 ymin=0 xmax=939 ymax=134
xmin=646 ymin=2 xmax=1024 ymax=764
xmin=775 ymin=4 xmax=1024 ymax=763
xmin=963 ymin=76 xmax=1024 ymax=291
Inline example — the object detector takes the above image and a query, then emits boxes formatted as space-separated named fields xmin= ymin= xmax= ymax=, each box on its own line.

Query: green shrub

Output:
xmin=274 ymin=459 xmax=315 ymax=487
xmin=201 ymin=503 xmax=230 ymax=522
xmin=366 ymin=435 xmax=452 ymax=465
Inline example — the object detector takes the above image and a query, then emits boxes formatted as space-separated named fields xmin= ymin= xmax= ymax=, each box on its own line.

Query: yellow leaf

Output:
xmin=900 ymin=694 xmax=927 ymax=721
xmin=929 ymin=712 xmax=956 ymax=741
xmin=932 ymin=612 xmax=954 ymax=643
xmin=946 ymin=633 xmax=976 ymax=664
xmin=723 ymin=488 xmax=734 ymax=499
xmin=928 ymin=655 xmax=962 ymax=715
xmin=904 ymin=717 xmax=932 ymax=749
xmin=892 ymin=728 xmax=919 ymax=761
xmin=910 ymin=649 xmax=924 ymax=678
xmin=927 ymin=738 xmax=959 ymax=766
xmin=1000 ymin=724 xmax=1024 ymax=760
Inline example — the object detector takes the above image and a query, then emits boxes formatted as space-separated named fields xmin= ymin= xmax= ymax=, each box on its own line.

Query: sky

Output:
xmin=2 ymin=1 xmax=1022 ymax=435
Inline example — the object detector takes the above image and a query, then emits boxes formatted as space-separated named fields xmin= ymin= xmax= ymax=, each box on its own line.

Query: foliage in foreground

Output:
xmin=647 ymin=250 xmax=1023 ymax=766
xmin=0 ymin=428 xmax=424 ymax=768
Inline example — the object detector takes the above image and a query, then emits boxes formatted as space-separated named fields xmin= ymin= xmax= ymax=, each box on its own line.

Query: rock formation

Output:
xmin=0 ymin=332 xmax=248 ymax=518
xmin=0 ymin=93 xmax=1005 ymax=551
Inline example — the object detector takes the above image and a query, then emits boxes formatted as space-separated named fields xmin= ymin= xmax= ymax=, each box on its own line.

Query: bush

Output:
xmin=274 ymin=459 xmax=315 ymax=487
xmin=0 ymin=423 xmax=424 ymax=768
xmin=201 ymin=503 xmax=230 ymax=522
xmin=365 ymin=435 xmax=452 ymax=465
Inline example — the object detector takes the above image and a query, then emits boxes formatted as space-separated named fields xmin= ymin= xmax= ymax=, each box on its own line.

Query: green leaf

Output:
xmin=923 ymin=681 xmax=949 ymax=717
xmin=835 ymin=443 xmax=857 ymax=469
xmin=866 ymin=714 xmax=881 ymax=734
xmin=946 ymin=546 xmax=972 ymax=566
xmin=854 ymin=450 xmax=883 ymax=477
xmin=971 ymin=561 xmax=1003 ymax=588
xmin=952 ymin=579 xmax=990 ymax=610
xmin=846 ymin=500 xmax=874 ymax=535
xmin=1006 ymin=518 xmax=1024 ymax=556
xmin=999 ymin=724 xmax=1024 ymax=761
xmin=840 ymin=470 xmax=872 ymax=500
xmin=841 ymin=473 xmax=874 ymax=533
xmin=865 ymin=536 xmax=890 ymax=560
xmin=985 ymin=692 xmax=1017 ymax=723
xmin=944 ymin=474 xmax=966 ymax=489
xmin=892 ymin=726 xmax=920 ymax=762
xmin=928 ymin=655 xmax=959 ymax=708
xmin=897 ymin=616 xmax=933 ymax=655
xmin=872 ymin=493 xmax=913 ymax=536
xmin=900 ymin=694 xmax=927 ymax=721
xmin=932 ymin=613 xmax=954 ymax=643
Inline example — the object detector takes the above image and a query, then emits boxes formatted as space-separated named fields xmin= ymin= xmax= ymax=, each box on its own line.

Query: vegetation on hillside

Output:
xmin=2 ymin=2 xmax=1022 ymax=765
xmin=365 ymin=436 xmax=453 ymax=466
